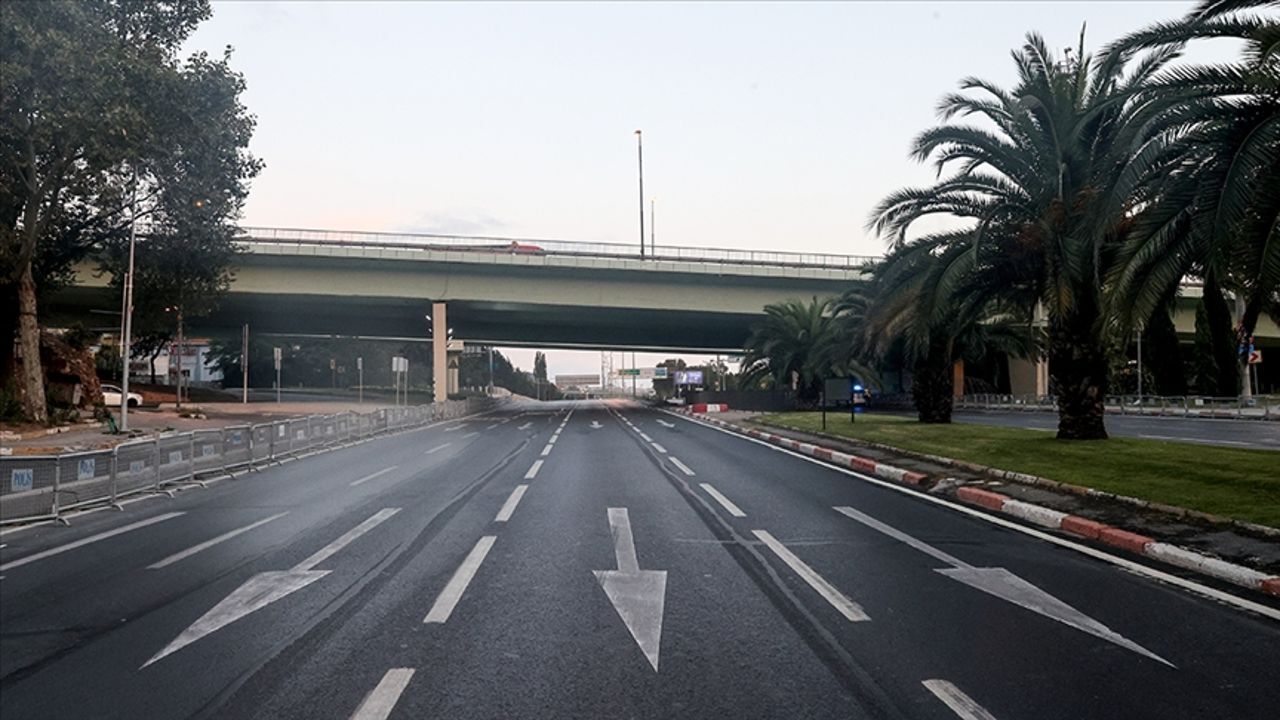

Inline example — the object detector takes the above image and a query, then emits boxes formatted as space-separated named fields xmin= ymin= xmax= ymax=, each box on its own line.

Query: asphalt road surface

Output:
xmin=2 ymin=401 xmax=1277 ymax=719
xmin=950 ymin=411 xmax=1280 ymax=450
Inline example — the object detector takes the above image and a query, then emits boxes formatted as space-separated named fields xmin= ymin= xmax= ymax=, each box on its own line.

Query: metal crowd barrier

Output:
xmin=0 ymin=398 xmax=493 ymax=525
xmin=955 ymin=393 xmax=1278 ymax=420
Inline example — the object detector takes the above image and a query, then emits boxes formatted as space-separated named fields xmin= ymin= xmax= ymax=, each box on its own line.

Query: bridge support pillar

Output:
xmin=432 ymin=302 xmax=447 ymax=403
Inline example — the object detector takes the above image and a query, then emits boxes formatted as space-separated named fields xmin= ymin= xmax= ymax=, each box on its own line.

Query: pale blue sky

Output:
xmin=186 ymin=0 xmax=1214 ymax=380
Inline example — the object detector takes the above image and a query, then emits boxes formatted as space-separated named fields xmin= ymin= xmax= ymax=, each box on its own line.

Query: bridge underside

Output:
xmin=46 ymin=287 xmax=758 ymax=353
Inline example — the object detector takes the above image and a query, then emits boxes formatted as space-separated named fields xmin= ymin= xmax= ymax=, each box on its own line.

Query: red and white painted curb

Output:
xmin=688 ymin=403 xmax=729 ymax=413
xmin=954 ymin=486 xmax=1280 ymax=599
xmin=680 ymin=411 xmax=928 ymax=486
xmin=678 ymin=409 xmax=1280 ymax=600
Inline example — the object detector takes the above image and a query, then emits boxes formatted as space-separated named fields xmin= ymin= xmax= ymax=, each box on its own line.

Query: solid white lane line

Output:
xmin=668 ymin=457 xmax=696 ymax=476
xmin=350 ymin=668 xmax=416 ymax=720
xmin=541 ymin=444 xmax=553 ymax=457
xmin=293 ymin=508 xmax=400 ymax=572
xmin=651 ymin=443 xmax=667 ymax=454
xmin=0 ymin=512 xmax=185 ymax=572
xmin=699 ymin=484 xmax=746 ymax=517
xmin=922 ymin=680 xmax=999 ymax=720
xmin=461 ymin=432 xmax=479 ymax=439
xmin=147 ymin=513 xmax=289 ymax=569
xmin=424 ymin=535 xmax=496 ymax=623
xmin=752 ymin=530 xmax=869 ymax=622
xmin=350 ymin=466 xmax=399 ymax=487
xmin=524 ymin=460 xmax=544 ymax=479
xmin=494 ymin=485 xmax=529 ymax=522
xmin=425 ymin=443 xmax=452 ymax=455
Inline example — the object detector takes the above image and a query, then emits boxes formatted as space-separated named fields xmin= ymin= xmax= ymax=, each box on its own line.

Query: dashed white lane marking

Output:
xmin=424 ymin=535 xmax=497 ymax=623
xmin=752 ymin=530 xmax=869 ymax=622
xmin=638 ymin=432 xmax=653 ymax=442
xmin=668 ymin=457 xmax=696 ymax=476
xmin=147 ymin=513 xmax=289 ymax=569
xmin=922 ymin=679 xmax=999 ymax=720
xmin=541 ymin=444 xmax=553 ymax=457
xmin=486 ymin=423 xmax=500 ymax=430
xmin=425 ymin=443 xmax=451 ymax=455
xmin=699 ymin=484 xmax=746 ymax=517
xmin=350 ymin=668 xmax=415 ymax=720
xmin=495 ymin=485 xmax=529 ymax=522
xmin=0 ymin=512 xmax=185 ymax=572
xmin=651 ymin=443 xmax=667 ymax=454
xmin=517 ymin=422 xmax=532 ymax=430
xmin=443 ymin=425 xmax=465 ymax=432
xmin=524 ymin=460 xmax=544 ymax=479
xmin=350 ymin=466 xmax=399 ymax=487
xmin=295 ymin=508 xmax=401 ymax=572
xmin=461 ymin=432 xmax=480 ymax=439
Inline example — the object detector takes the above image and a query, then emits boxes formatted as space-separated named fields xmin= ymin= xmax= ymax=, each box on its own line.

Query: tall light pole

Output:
xmin=650 ymin=198 xmax=655 ymax=257
xmin=635 ymin=130 xmax=645 ymax=259
xmin=119 ymin=168 xmax=139 ymax=432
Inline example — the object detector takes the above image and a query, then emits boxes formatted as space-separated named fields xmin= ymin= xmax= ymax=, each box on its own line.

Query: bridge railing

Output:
xmin=0 ymin=398 xmax=498 ymax=526
xmin=237 ymin=226 xmax=879 ymax=270
xmin=956 ymin=393 xmax=1279 ymax=420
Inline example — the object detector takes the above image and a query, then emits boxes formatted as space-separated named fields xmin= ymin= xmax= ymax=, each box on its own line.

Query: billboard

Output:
xmin=673 ymin=370 xmax=704 ymax=386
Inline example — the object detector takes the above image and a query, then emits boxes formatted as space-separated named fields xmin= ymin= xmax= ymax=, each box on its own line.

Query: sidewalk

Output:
xmin=1 ymin=401 xmax=396 ymax=455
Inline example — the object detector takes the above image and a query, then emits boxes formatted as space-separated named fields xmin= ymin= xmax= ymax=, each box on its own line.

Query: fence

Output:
xmin=0 ymin=398 xmax=493 ymax=526
xmin=957 ymin=394 xmax=1279 ymax=420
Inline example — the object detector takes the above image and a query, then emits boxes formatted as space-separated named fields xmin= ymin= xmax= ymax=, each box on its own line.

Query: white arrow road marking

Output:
xmin=495 ymin=485 xmax=529 ymax=522
xmin=0 ymin=512 xmax=185 ymax=572
xmin=351 ymin=466 xmax=398 ymax=487
xmin=351 ymin=668 xmax=415 ymax=720
xmin=425 ymin=443 xmax=451 ymax=455
xmin=590 ymin=421 xmax=603 ymax=429
xmin=668 ymin=457 xmax=696 ymax=476
xmin=524 ymin=460 xmax=543 ymax=479
xmin=753 ymin=530 xmax=869 ymax=622
xmin=425 ymin=536 xmax=497 ymax=623
xmin=143 ymin=508 xmax=400 ymax=667
xmin=833 ymin=506 xmax=1172 ymax=666
xmin=922 ymin=680 xmax=999 ymax=720
xmin=656 ymin=420 xmax=675 ymax=428
xmin=594 ymin=508 xmax=667 ymax=671
xmin=148 ymin=513 xmax=290 ymax=569
xmin=517 ymin=422 xmax=533 ymax=430
xmin=699 ymin=484 xmax=746 ymax=517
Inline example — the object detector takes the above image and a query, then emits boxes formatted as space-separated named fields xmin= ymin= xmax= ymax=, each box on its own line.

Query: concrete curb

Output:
xmin=678 ymin=409 xmax=1280 ymax=600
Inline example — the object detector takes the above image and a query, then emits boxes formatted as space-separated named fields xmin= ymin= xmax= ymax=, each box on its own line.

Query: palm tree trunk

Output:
xmin=912 ymin=349 xmax=953 ymax=423
xmin=1050 ymin=309 xmax=1108 ymax=440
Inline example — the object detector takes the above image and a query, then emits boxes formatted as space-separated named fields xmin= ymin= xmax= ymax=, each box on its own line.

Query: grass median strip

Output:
xmin=754 ymin=412 xmax=1280 ymax=529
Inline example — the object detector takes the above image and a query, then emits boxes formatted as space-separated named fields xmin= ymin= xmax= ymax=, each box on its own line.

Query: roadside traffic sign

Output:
xmin=1248 ymin=349 xmax=1262 ymax=364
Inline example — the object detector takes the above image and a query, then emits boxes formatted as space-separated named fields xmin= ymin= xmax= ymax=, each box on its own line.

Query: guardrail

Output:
xmin=237 ymin=226 xmax=880 ymax=270
xmin=956 ymin=394 xmax=1279 ymax=420
xmin=0 ymin=398 xmax=495 ymax=526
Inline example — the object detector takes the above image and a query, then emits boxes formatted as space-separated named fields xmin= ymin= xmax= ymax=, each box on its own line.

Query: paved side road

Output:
xmin=948 ymin=411 xmax=1280 ymax=450
xmin=1 ymin=401 xmax=1276 ymax=719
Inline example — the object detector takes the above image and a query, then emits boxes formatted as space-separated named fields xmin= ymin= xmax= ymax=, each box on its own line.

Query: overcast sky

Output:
xmin=185 ymin=0 xmax=1211 ymax=382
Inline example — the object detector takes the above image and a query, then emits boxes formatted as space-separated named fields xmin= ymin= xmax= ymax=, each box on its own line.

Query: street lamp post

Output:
xmin=635 ymin=130 xmax=645 ymax=259
xmin=119 ymin=169 xmax=138 ymax=432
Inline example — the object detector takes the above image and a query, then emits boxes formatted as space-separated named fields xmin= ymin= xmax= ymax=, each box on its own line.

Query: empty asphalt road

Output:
xmin=1 ymin=401 xmax=1276 ymax=719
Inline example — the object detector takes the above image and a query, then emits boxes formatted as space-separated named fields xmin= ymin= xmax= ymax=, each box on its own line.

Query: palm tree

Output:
xmin=867 ymin=242 xmax=1040 ymax=423
xmin=869 ymin=30 xmax=1178 ymax=438
xmin=740 ymin=297 xmax=874 ymax=405
xmin=1105 ymin=0 xmax=1279 ymax=395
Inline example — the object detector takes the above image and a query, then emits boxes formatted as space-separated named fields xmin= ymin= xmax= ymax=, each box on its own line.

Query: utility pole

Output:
xmin=241 ymin=324 xmax=249 ymax=404
xmin=632 ymin=351 xmax=637 ymax=397
xmin=174 ymin=307 xmax=184 ymax=410
xmin=650 ymin=198 xmax=655 ymax=257
xmin=357 ymin=356 xmax=364 ymax=404
xmin=488 ymin=346 xmax=494 ymax=396
xmin=119 ymin=168 xmax=138 ymax=432
xmin=635 ymin=130 xmax=645 ymax=259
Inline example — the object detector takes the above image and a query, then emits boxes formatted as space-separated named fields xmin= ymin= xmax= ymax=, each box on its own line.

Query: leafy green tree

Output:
xmin=870 ymin=30 xmax=1177 ymax=438
xmin=1 ymin=0 xmax=259 ymax=422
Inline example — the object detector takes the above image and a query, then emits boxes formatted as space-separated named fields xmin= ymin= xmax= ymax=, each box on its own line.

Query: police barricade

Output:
xmin=0 ymin=455 xmax=60 ymax=523
xmin=114 ymin=437 xmax=161 ymax=498
xmin=156 ymin=433 xmax=195 ymax=486
xmin=53 ymin=448 xmax=116 ymax=512
xmin=191 ymin=428 xmax=225 ymax=477
xmin=223 ymin=425 xmax=252 ymax=468
xmin=286 ymin=417 xmax=309 ymax=455
xmin=251 ymin=423 xmax=276 ymax=464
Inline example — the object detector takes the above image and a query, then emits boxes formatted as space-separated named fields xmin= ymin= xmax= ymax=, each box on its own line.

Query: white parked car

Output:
xmin=101 ymin=384 xmax=143 ymax=408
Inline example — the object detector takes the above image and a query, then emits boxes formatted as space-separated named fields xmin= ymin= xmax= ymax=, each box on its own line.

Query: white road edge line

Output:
xmin=699 ymin=483 xmax=746 ymax=517
xmin=0 ymin=512 xmax=186 ymax=572
xmin=350 ymin=466 xmax=399 ymax=487
xmin=668 ymin=457 xmax=696 ymax=476
xmin=673 ymin=412 xmax=1280 ymax=621
xmin=753 ymin=530 xmax=869 ymax=621
xmin=350 ymin=668 xmax=416 ymax=720
xmin=424 ymin=535 xmax=497 ymax=623
xmin=495 ymin=485 xmax=529 ymax=522
xmin=922 ymin=679 xmax=999 ymax=720
xmin=293 ymin=508 xmax=400 ymax=572
xmin=525 ymin=460 xmax=544 ymax=479
xmin=425 ymin=443 xmax=452 ymax=454
xmin=147 ymin=512 xmax=289 ymax=569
